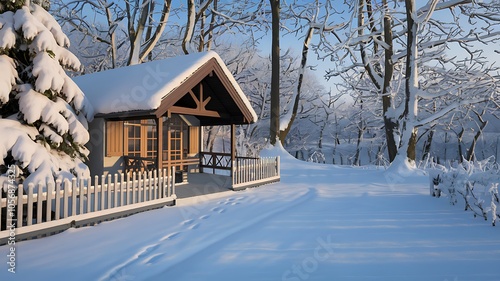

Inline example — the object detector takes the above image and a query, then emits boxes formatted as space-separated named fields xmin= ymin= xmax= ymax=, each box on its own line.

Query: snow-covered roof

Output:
xmin=73 ymin=51 xmax=257 ymax=123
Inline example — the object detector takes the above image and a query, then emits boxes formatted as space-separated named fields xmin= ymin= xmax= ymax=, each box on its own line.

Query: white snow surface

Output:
xmin=2 ymin=148 xmax=499 ymax=280
xmin=73 ymin=51 xmax=258 ymax=122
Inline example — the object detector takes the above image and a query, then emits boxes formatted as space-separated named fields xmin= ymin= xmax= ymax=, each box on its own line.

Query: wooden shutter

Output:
xmin=189 ymin=126 xmax=199 ymax=155
xmin=106 ymin=121 xmax=124 ymax=156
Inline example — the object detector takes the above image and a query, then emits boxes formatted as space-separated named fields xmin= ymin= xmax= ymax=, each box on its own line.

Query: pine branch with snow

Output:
xmin=0 ymin=2 xmax=94 ymax=191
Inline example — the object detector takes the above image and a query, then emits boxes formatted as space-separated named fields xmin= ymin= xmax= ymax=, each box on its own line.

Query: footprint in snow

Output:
xmin=189 ymin=223 xmax=201 ymax=230
xmin=137 ymin=244 xmax=160 ymax=259
xmin=143 ymin=253 xmax=165 ymax=266
xmin=199 ymin=214 xmax=210 ymax=220
xmin=211 ymin=206 xmax=226 ymax=214
xmin=160 ymin=232 xmax=180 ymax=241
xmin=181 ymin=219 xmax=194 ymax=226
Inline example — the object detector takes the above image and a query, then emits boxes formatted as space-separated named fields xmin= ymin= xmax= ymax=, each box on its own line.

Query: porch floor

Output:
xmin=175 ymin=173 xmax=233 ymax=199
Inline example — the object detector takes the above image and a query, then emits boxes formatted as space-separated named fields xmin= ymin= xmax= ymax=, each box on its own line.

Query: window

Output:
xmin=125 ymin=120 xmax=142 ymax=157
xmin=124 ymin=119 xmax=157 ymax=158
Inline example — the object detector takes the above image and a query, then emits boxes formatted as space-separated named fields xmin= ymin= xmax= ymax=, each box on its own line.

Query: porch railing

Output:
xmin=200 ymin=152 xmax=234 ymax=173
xmin=232 ymin=156 xmax=281 ymax=190
xmin=0 ymin=168 xmax=176 ymax=245
xmin=200 ymin=152 xmax=280 ymax=190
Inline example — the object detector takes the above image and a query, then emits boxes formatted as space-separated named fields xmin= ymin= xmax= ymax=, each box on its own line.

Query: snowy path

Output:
xmin=1 ymin=158 xmax=500 ymax=281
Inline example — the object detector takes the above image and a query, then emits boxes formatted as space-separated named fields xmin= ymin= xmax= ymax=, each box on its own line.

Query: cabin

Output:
xmin=0 ymin=51 xmax=280 ymax=243
xmin=74 ymin=51 xmax=279 ymax=193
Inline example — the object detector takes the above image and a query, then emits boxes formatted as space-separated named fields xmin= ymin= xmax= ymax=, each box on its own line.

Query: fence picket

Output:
xmin=126 ymin=175 xmax=131 ymax=205
xmin=27 ymin=184 xmax=33 ymax=226
xmin=63 ymin=180 xmax=69 ymax=219
xmin=55 ymin=180 xmax=61 ymax=220
xmin=171 ymin=166 xmax=176 ymax=197
xmin=164 ymin=169 xmax=168 ymax=198
xmin=144 ymin=172 xmax=148 ymax=201
xmin=150 ymin=171 xmax=153 ymax=200
xmin=132 ymin=172 xmax=137 ymax=204
xmin=94 ymin=176 xmax=99 ymax=212
xmin=46 ymin=182 xmax=52 ymax=222
xmin=86 ymin=178 xmax=91 ymax=213
xmin=120 ymin=173 xmax=125 ymax=207
xmin=16 ymin=184 xmax=23 ymax=227
xmin=36 ymin=183 xmax=43 ymax=224
xmin=71 ymin=178 xmax=77 ymax=216
xmin=114 ymin=174 xmax=119 ymax=208
xmin=100 ymin=175 xmax=106 ymax=211
xmin=79 ymin=178 xmax=84 ymax=215
xmin=107 ymin=174 xmax=112 ymax=209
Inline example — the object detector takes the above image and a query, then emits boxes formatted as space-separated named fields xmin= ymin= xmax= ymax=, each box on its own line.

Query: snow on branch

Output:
xmin=415 ymin=97 xmax=491 ymax=128
xmin=31 ymin=3 xmax=71 ymax=47
xmin=0 ymin=55 xmax=17 ymax=104
xmin=0 ymin=119 xmax=89 ymax=191
xmin=0 ymin=11 xmax=16 ymax=49
xmin=0 ymin=3 xmax=94 ymax=188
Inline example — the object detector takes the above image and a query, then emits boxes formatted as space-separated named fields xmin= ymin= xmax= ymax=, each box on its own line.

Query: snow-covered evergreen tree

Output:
xmin=0 ymin=1 xmax=93 ymax=190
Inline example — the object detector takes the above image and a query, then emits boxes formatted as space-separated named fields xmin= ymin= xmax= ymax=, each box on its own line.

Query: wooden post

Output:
xmin=199 ymin=125 xmax=203 ymax=173
xmin=231 ymin=124 xmax=236 ymax=185
xmin=157 ymin=117 xmax=163 ymax=170
xmin=167 ymin=112 xmax=171 ymax=180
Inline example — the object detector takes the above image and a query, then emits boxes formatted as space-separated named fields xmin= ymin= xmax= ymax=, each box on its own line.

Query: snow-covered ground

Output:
xmin=1 ymin=152 xmax=500 ymax=281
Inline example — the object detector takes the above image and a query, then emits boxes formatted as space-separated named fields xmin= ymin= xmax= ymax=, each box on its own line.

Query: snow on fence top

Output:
xmin=73 ymin=51 xmax=257 ymax=122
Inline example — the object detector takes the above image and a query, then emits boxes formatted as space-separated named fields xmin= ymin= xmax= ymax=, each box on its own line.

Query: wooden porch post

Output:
xmin=167 ymin=111 xmax=171 ymax=179
xmin=157 ymin=117 xmax=163 ymax=170
xmin=199 ymin=125 xmax=203 ymax=173
xmin=231 ymin=124 xmax=236 ymax=184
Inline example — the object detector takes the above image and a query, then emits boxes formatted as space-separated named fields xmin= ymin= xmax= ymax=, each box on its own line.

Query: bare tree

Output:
xmin=313 ymin=0 xmax=499 ymax=167
xmin=269 ymin=0 xmax=280 ymax=145
xmin=53 ymin=0 xmax=174 ymax=67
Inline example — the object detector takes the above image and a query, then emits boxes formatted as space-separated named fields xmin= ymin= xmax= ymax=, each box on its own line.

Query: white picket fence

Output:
xmin=232 ymin=156 xmax=280 ymax=190
xmin=0 ymin=168 xmax=176 ymax=244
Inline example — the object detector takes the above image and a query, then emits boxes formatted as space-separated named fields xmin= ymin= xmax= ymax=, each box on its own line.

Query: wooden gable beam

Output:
xmin=155 ymin=58 xmax=254 ymax=124
xmin=169 ymin=83 xmax=220 ymax=118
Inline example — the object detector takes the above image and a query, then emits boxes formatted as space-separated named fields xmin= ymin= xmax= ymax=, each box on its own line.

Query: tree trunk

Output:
xmin=466 ymin=116 xmax=488 ymax=161
xmin=382 ymin=1 xmax=398 ymax=162
xmin=206 ymin=0 xmax=217 ymax=50
xmin=354 ymin=123 xmax=365 ymax=166
xmin=127 ymin=0 xmax=151 ymax=65
xmin=421 ymin=129 xmax=434 ymax=161
xmin=279 ymin=26 xmax=314 ymax=144
xmin=457 ymin=128 xmax=464 ymax=162
xmin=398 ymin=0 xmax=419 ymax=163
xmin=182 ymin=0 xmax=196 ymax=54
xmin=269 ymin=0 xmax=280 ymax=145
xmin=139 ymin=0 xmax=172 ymax=62
xmin=104 ymin=5 xmax=117 ymax=68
